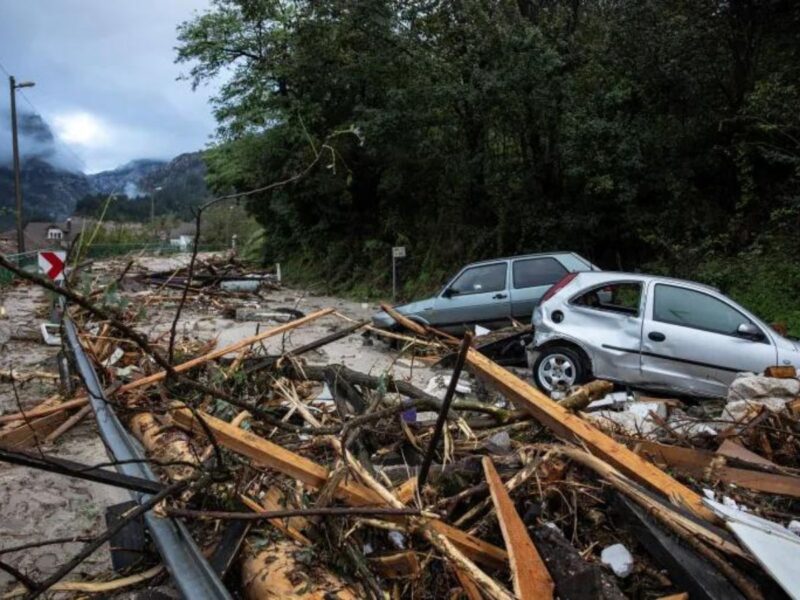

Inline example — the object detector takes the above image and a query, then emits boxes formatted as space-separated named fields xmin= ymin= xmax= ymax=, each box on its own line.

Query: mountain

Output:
xmin=87 ymin=159 xmax=167 ymax=197
xmin=0 ymin=158 xmax=90 ymax=230
xmin=139 ymin=152 xmax=206 ymax=199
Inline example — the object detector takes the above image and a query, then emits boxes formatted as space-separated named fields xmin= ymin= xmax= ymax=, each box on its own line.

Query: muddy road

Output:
xmin=0 ymin=252 xmax=434 ymax=594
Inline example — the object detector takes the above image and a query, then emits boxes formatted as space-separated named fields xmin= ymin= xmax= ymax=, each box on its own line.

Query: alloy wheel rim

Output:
xmin=538 ymin=353 xmax=576 ymax=391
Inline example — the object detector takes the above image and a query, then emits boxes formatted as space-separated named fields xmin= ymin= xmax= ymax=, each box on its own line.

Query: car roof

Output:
xmin=465 ymin=251 xmax=589 ymax=268
xmin=572 ymin=271 xmax=720 ymax=293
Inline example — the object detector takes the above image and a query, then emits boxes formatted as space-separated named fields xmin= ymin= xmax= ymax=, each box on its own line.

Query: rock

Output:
xmin=721 ymin=397 xmax=792 ymax=423
xmin=728 ymin=375 xmax=800 ymax=403
xmin=486 ymin=431 xmax=512 ymax=453
xmin=788 ymin=520 xmax=800 ymax=536
xmin=423 ymin=373 xmax=471 ymax=400
xmin=601 ymin=543 xmax=635 ymax=578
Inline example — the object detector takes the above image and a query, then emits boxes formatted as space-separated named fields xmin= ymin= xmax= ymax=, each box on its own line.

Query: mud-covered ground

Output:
xmin=0 ymin=252 xmax=433 ymax=595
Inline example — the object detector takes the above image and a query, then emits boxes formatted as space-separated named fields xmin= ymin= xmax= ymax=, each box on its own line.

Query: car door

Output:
xmin=508 ymin=257 xmax=569 ymax=320
xmin=640 ymin=282 xmax=778 ymax=397
xmin=432 ymin=262 xmax=511 ymax=329
xmin=568 ymin=280 xmax=646 ymax=383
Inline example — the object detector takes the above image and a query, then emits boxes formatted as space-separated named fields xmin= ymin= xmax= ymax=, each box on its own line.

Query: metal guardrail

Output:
xmin=62 ymin=317 xmax=232 ymax=599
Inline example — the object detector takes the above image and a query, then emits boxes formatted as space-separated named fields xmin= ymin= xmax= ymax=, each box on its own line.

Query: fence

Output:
xmin=0 ymin=243 xmax=227 ymax=285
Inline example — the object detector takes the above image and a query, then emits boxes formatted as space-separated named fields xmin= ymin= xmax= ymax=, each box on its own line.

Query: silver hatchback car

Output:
xmin=373 ymin=252 xmax=598 ymax=332
xmin=529 ymin=272 xmax=800 ymax=398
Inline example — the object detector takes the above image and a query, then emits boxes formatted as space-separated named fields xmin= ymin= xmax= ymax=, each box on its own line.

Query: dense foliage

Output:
xmin=177 ymin=0 xmax=800 ymax=333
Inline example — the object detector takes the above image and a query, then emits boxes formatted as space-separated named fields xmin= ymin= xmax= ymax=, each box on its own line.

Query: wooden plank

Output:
xmin=764 ymin=365 xmax=796 ymax=379
xmin=636 ymin=439 xmax=800 ymax=498
xmin=379 ymin=303 xmax=428 ymax=337
xmin=44 ymin=404 xmax=93 ymax=443
xmin=717 ymin=439 xmax=776 ymax=468
xmin=451 ymin=562 xmax=484 ymax=600
xmin=368 ymin=551 xmax=421 ymax=578
xmin=483 ymin=457 xmax=553 ymax=600
xmin=0 ymin=398 xmax=86 ymax=426
xmin=172 ymin=407 xmax=507 ymax=569
xmin=393 ymin=476 xmax=418 ymax=505
xmin=240 ymin=494 xmax=311 ymax=545
xmin=464 ymin=349 xmax=717 ymax=522
xmin=0 ymin=411 xmax=68 ymax=447
xmin=0 ymin=308 xmax=335 ymax=425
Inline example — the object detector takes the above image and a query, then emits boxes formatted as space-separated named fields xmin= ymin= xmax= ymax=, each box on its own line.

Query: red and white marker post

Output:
xmin=38 ymin=251 xmax=66 ymax=282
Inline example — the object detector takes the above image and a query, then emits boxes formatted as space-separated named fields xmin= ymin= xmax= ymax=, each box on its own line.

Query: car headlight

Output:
xmin=532 ymin=306 xmax=543 ymax=326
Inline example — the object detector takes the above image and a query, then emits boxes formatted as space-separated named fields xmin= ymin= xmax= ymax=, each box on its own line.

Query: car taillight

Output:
xmin=541 ymin=272 xmax=578 ymax=303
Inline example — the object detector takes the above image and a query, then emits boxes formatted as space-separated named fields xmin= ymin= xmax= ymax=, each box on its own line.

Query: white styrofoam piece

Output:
xmin=600 ymin=543 xmax=634 ymax=578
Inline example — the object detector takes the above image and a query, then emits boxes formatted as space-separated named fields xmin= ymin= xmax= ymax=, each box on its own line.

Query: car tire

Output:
xmin=532 ymin=345 xmax=589 ymax=394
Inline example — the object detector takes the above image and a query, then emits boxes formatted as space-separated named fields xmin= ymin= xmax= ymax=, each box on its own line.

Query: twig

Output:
xmin=24 ymin=477 xmax=199 ymax=599
xmin=9 ymin=372 xmax=45 ymax=457
xmin=0 ymin=560 xmax=38 ymax=591
xmin=166 ymin=506 xmax=422 ymax=520
xmin=418 ymin=333 xmax=473 ymax=489
xmin=0 ymin=536 xmax=95 ymax=556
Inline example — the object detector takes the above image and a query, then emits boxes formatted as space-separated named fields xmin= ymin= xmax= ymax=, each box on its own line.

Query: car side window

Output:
xmin=512 ymin=257 xmax=567 ymax=289
xmin=449 ymin=263 xmax=506 ymax=295
xmin=653 ymin=284 xmax=756 ymax=336
xmin=572 ymin=282 xmax=642 ymax=316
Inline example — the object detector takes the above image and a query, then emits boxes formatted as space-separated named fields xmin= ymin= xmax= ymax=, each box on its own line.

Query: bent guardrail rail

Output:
xmin=62 ymin=317 xmax=232 ymax=600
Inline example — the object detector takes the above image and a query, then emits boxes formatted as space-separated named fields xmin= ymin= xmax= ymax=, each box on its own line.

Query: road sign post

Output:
xmin=391 ymin=246 xmax=406 ymax=301
xmin=38 ymin=250 xmax=66 ymax=283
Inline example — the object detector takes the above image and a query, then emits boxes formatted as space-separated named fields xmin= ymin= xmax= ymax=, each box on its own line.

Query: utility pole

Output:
xmin=9 ymin=76 xmax=35 ymax=254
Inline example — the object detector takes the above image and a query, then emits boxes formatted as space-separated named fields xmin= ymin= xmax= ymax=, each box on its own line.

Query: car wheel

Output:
xmin=533 ymin=346 xmax=588 ymax=393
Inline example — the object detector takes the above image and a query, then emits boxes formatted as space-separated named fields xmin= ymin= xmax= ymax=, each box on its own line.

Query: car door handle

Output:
xmin=648 ymin=331 xmax=666 ymax=342
xmin=493 ymin=293 xmax=508 ymax=300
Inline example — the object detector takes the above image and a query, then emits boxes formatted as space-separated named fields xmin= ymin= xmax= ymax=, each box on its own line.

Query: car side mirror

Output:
xmin=442 ymin=287 xmax=458 ymax=299
xmin=737 ymin=323 xmax=764 ymax=341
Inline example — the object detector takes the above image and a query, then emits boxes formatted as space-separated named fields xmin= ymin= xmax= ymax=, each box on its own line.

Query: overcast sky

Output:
xmin=0 ymin=0 xmax=217 ymax=173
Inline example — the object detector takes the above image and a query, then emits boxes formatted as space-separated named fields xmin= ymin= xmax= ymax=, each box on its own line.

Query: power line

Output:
xmin=0 ymin=55 xmax=87 ymax=171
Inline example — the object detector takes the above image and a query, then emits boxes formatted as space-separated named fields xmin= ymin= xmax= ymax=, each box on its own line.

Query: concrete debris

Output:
xmin=727 ymin=374 xmax=800 ymax=402
xmin=423 ymin=372 xmax=471 ymax=399
xmin=600 ymin=543 xmax=635 ymax=578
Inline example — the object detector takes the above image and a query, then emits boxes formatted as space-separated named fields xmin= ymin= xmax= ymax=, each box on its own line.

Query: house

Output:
xmin=0 ymin=218 xmax=88 ymax=253
xmin=168 ymin=222 xmax=196 ymax=251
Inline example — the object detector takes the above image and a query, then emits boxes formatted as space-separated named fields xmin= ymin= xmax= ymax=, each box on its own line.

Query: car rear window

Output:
xmin=512 ymin=257 xmax=568 ymax=289
xmin=572 ymin=282 xmax=642 ymax=316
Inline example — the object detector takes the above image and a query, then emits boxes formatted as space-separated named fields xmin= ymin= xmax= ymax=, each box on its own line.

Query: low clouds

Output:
xmin=0 ymin=108 xmax=83 ymax=172
xmin=0 ymin=0 xmax=217 ymax=173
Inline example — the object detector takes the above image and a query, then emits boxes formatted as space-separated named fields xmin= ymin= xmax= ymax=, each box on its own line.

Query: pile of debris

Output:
xmin=1 ymin=260 xmax=799 ymax=600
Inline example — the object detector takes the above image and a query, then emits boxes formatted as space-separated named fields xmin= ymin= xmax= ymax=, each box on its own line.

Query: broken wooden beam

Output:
xmin=763 ymin=365 xmax=796 ymax=379
xmin=483 ymin=457 xmax=554 ymax=600
xmin=171 ymin=406 xmax=507 ymax=569
xmin=464 ymin=349 xmax=717 ymax=522
xmin=379 ymin=303 xmax=428 ymax=337
xmin=0 ymin=411 xmax=69 ymax=447
xmin=634 ymin=439 xmax=800 ymax=498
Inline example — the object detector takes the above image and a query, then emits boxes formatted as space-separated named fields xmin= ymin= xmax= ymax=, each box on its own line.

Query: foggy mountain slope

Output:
xmin=87 ymin=159 xmax=167 ymax=197
xmin=0 ymin=109 xmax=207 ymax=232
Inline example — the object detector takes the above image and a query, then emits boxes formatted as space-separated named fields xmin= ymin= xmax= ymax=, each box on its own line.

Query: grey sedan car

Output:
xmin=373 ymin=252 xmax=598 ymax=332
xmin=529 ymin=272 xmax=800 ymax=398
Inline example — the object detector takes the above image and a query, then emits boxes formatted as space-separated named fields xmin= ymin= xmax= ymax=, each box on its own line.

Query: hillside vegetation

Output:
xmin=177 ymin=0 xmax=800 ymax=334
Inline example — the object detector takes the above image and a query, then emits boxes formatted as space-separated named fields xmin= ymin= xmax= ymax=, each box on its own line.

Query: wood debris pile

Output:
xmin=1 ymin=258 xmax=799 ymax=600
